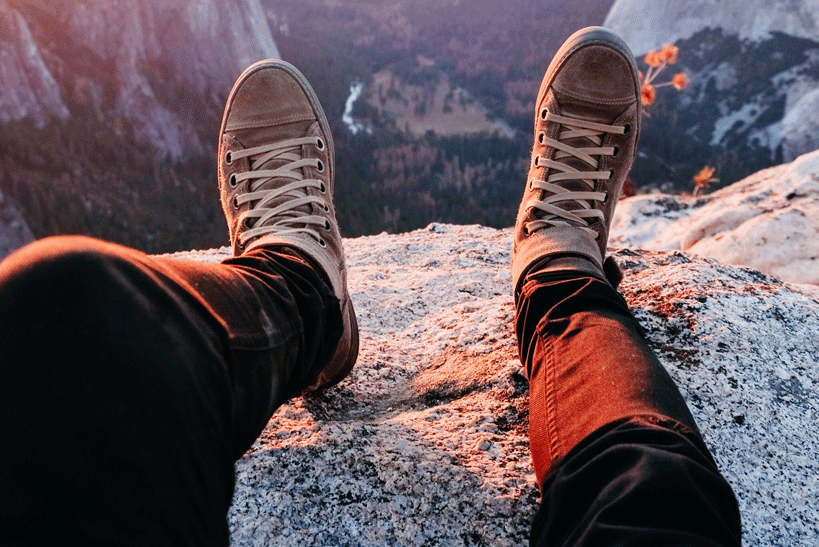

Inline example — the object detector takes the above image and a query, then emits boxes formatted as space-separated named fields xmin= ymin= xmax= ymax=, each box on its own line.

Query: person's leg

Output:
xmin=511 ymin=28 xmax=741 ymax=546
xmin=0 ymin=237 xmax=338 ymax=545
xmin=0 ymin=60 xmax=357 ymax=545
xmin=517 ymin=273 xmax=742 ymax=546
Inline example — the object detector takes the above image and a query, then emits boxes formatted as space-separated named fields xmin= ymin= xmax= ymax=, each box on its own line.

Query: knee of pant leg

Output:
xmin=0 ymin=236 xmax=148 ymax=349
xmin=0 ymin=235 xmax=130 ymax=290
xmin=0 ymin=237 xmax=237 ymax=544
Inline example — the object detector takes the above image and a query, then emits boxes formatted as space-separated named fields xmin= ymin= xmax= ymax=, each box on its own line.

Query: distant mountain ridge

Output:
xmin=1 ymin=0 xmax=279 ymax=158
xmin=2 ymin=0 xmax=818 ymax=257
xmin=604 ymin=0 xmax=819 ymax=172
xmin=604 ymin=0 xmax=819 ymax=55
xmin=0 ymin=0 xmax=281 ymax=254
xmin=626 ymin=27 xmax=819 ymax=190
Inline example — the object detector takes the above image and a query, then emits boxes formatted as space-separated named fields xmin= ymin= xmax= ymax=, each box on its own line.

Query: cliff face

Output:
xmin=604 ymin=0 xmax=819 ymax=55
xmin=0 ymin=2 xmax=69 ymax=127
xmin=603 ymin=1 xmax=819 ymax=170
xmin=2 ymin=0 xmax=279 ymax=157
xmin=0 ymin=0 xmax=281 ymax=255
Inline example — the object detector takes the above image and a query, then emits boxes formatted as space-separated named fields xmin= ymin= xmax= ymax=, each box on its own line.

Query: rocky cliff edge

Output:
xmin=170 ymin=219 xmax=819 ymax=546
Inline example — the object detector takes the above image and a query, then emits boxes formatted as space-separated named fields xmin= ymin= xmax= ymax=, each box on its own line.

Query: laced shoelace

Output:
xmin=227 ymin=136 xmax=331 ymax=248
xmin=525 ymin=108 xmax=627 ymax=239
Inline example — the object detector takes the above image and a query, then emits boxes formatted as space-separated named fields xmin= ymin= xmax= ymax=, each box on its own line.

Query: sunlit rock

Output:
xmin=170 ymin=219 xmax=819 ymax=546
xmin=612 ymin=150 xmax=819 ymax=285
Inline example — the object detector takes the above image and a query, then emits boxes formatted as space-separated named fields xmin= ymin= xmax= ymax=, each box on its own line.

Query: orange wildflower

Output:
xmin=644 ymin=50 xmax=662 ymax=68
xmin=693 ymin=166 xmax=717 ymax=187
xmin=641 ymin=83 xmax=656 ymax=106
xmin=660 ymin=44 xmax=678 ymax=64
xmin=672 ymin=72 xmax=689 ymax=90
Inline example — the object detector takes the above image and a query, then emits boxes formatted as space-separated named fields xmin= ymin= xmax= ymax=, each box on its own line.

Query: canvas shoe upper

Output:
xmin=512 ymin=27 xmax=641 ymax=291
xmin=218 ymin=60 xmax=358 ymax=392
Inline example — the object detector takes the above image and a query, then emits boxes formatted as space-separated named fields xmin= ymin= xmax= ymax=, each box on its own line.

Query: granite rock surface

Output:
xmin=171 ymin=223 xmax=819 ymax=546
xmin=611 ymin=150 xmax=819 ymax=286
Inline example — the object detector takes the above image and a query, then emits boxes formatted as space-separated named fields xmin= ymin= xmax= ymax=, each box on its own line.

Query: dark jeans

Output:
xmin=516 ymin=271 xmax=742 ymax=546
xmin=0 ymin=236 xmax=341 ymax=545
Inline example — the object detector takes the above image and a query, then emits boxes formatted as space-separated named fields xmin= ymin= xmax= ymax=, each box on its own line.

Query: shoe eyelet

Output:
xmin=612 ymin=146 xmax=620 ymax=157
xmin=608 ymin=169 xmax=614 ymax=179
xmin=602 ymin=194 xmax=609 ymax=204
xmin=316 ymin=138 xmax=325 ymax=151
xmin=232 ymin=196 xmax=239 ymax=210
xmin=225 ymin=150 xmax=233 ymax=165
xmin=319 ymin=238 xmax=327 ymax=247
xmin=316 ymin=159 xmax=325 ymax=173
xmin=319 ymin=182 xmax=326 ymax=194
xmin=534 ymin=154 xmax=542 ymax=167
xmin=324 ymin=220 xmax=330 ymax=230
xmin=540 ymin=107 xmax=548 ymax=120
xmin=229 ymin=173 xmax=237 ymax=187
xmin=623 ymin=124 xmax=631 ymax=135
xmin=537 ymin=132 xmax=545 ymax=145
xmin=323 ymin=203 xmax=330 ymax=212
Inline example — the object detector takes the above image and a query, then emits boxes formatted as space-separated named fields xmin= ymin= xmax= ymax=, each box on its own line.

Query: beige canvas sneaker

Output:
xmin=512 ymin=27 xmax=641 ymax=290
xmin=218 ymin=60 xmax=358 ymax=392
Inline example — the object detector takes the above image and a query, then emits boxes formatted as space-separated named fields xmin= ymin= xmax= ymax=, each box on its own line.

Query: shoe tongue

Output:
xmin=234 ymin=121 xmax=317 ymax=222
xmin=554 ymin=91 xmax=622 ymax=126
xmin=232 ymin=120 xmax=314 ymax=149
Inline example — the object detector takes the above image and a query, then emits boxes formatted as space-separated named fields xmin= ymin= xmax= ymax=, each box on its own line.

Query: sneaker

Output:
xmin=218 ymin=60 xmax=358 ymax=392
xmin=511 ymin=27 xmax=641 ymax=290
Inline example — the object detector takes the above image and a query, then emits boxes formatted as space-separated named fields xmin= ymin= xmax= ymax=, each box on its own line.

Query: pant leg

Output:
xmin=0 ymin=236 xmax=341 ymax=546
xmin=516 ymin=272 xmax=742 ymax=546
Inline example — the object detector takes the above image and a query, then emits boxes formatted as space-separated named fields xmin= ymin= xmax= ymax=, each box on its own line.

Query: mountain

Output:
xmin=0 ymin=2 xmax=69 ymax=128
xmin=603 ymin=0 xmax=819 ymax=186
xmin=604 ymin=0 xmax=819 ymax=55
xmin=624 ymin=27 xmax=819 ymax=192
xmin=0 ymin=0 xmax=617 ymax=254
xmin=267 ymin=0 xmax=819 ymax=235
xmin=3 ymin=0 xmax=818 ymax=257
xmin=0 ymin=0 xmax=280 ymax=254
xmin=263 ymin=0 xmax=618 ymax=236
xmin=1 ymin=0 xmax=279 ymax=158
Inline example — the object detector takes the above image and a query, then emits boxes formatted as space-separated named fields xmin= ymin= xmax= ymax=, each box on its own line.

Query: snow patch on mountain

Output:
xmin=710 ymin=101 xmax=767 ymax=147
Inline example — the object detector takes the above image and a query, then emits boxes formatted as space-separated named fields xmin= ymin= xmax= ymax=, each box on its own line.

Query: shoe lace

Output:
xmin=229 ymin=136 xmax=330 ymax=247
xmin=525 ymin=108 xmax=626 ymax=239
